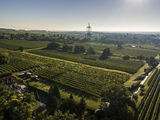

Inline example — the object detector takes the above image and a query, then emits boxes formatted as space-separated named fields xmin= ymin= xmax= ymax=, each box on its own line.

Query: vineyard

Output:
xmin=0 ymin=57 xmax=39 ymax=77
xmin=29 ymin=49 xmax=144 ymax=74
xmin=138 ymin=68 xmax=160 ymax=120
xmin=0 ymin=39 xmax=49 ymax=50
xmin=0 ymin=50 xmax=130 ymax=97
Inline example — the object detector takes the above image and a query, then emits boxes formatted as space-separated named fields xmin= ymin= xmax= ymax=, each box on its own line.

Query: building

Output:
xmin=0 ymin=76 xmax=18 ymax=89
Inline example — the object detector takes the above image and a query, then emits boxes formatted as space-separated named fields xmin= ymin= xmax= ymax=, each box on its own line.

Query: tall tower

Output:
xmin=86 ymin=23 xmax=92 ymax=36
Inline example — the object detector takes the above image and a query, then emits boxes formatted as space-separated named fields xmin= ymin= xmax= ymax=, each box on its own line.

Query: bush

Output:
xmin=46 ymin=42 xmax=60 ymax=50
xmin=74 ymin=45 xmax=85 ymax=54
xmin=87 ymin=47 xmax=95 ymax=55
xmin=0 ymin=53 xmax=9 ymax=65
xmin=99 ymin=48 xmax=111 ymax=60
xmin=123 ymin=55 xmax=130 ymax=60
xmin=129 ymin=82 xmax=141 ymax=91
xmin=133 ymin=94 xmax=138 ymax=101
xmin=62 ymin=44 xmax=73 ymax=52
xmin=140 ymin=91 xmax=145 ymax=96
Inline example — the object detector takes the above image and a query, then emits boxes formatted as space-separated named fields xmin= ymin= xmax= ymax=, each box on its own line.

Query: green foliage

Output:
xmin=101 ymin=84 xmax=135 ymax=120
xmin=0 ymin=52 xmax=9 ymax=64
xmin=0 ymin=39 xmax=49 ymax=50
xmin=0 ymin=84 xmax=38 ymax=120
xmin=60 ymin=98 xmax=77 ymax=114
xmin=123 ymin=55 xmax=130 ymax=60
xmin=18 ymin=46 xmax=24 ymax=52
xmin=117 ymin=44 xmax=123 ymax=49
xmin=146 ymin=57 xmax=158 ymax=68
xmin=46 ymin=42 xmax=60 ymax=50
xmin=62 ymin=44 xmax=73 ymax=52
xmin=49 ymin=84 xmax=61 ymax=99
xmin=0 ymin=50 xmax=129 ymax=98
xmin=87 ymin=47 xmax=95 ymax=55
xmin=129 ymin=81 xmax=141 ymax=91
xmin=0 ymin=57 xmax=38 ymax=76
xmin=74 ymin=45 xmax=85 ymax=54
xmin=70 ymin=94 xmax=73 ymax=99
xmin=47 ymin=96 xmax=59 ymax=115
xmin=133 ymin=94 xmax=138 ymax=101
xmin=53 ymin=110 xmax=77 ymax=120
xmin=138 ymin=68 xmax=160 ymax=120
xmin=47 ymin=85 xmax=61 ymax=114
xmin=76 ymin=97 xmax=86 ymax=120
xmin=29 ymin=49 xmax=144 ymax=73
xmin=99 ymin=48 xmax=111 ymax=60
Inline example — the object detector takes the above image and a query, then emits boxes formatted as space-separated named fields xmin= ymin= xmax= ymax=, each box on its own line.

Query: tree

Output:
xmin=60 ymin=98 xmax=76 ymax=114
xmin=47 ymin=96 xmax=59 ymax=115
xmin=87 ymin=47 xmax=95 ymax=55
xmin=69 ymin=94 xmax=73 ymax=99
xmin=47 ymin=84 xmax=61 ymax=114
xmin=146 ymin=57 xmax=158 ymax=68
xmin=46 ymin=42 xmax=60 ymax=50
xmin=117 ymin=44 xmax=123 ymax=49
xmin=99 ymin=48 xmax=111 ymax=60
xmin=10 ymin=34 xmax=15 ymax=40
xmin=0 ymin=84 xmax=38 ymax=120
xmin=18 ymin=47 xmax=24 ymax=52
xmin=62 ymin=44 xmax=73 ymax=52
xmin=76 ymin=97 xmax=86 ymax=120
xmin=53 ymin=110 xmax=77 ymax=120
xmin=100 ymin=84 xmax=136 ymax=120
xmin=123 ymin=55 xmax=130 ymax=60
xmin=74 ymin=45 xmax=85 ymax=54
xmin=25 ymin=33 xmax=29 ymax=40
xmin=0 ymin=53 xmax=9 ymax=65
xmin=48 ymin=84 xmax=61 ymax=99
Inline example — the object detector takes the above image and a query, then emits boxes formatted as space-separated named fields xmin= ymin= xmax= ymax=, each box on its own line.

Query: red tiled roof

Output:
xmin=0 ymin=76 xmax=18 ymax=84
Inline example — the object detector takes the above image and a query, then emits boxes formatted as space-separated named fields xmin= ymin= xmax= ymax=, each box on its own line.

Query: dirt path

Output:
xmin=132 ymin=63 xmax=160 ymax=94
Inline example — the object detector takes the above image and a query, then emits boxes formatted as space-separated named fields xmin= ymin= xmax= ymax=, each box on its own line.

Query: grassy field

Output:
xmin=28 ymin=81 xmax=100 ymax=110
xmin=0 ymin=39 xmax=49 ymax=50
xmin=88 ymin=43 xmax=160 ymax=57
xmin=124 ymin=63 xmax=149 ymax=88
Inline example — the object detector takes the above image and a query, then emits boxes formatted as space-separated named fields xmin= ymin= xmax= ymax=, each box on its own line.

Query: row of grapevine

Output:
xmin=138 ymin=68 xmax=160 ymax=120
xmin=147 ymin=69 xmax=158 ymax=86
xmin=0 ymin=50 xmax=130 ymax=98
xmin=30 ymin=63 xmax=129 ymax=97
xmin=0 ymin=57 xmax=39 ymax=76
xmin=29 ymin=49 xmax=144 ymax=74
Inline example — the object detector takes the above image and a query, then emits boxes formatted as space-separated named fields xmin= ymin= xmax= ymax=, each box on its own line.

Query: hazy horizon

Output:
xmin=1 ymin=0 xmax=160 ymax=32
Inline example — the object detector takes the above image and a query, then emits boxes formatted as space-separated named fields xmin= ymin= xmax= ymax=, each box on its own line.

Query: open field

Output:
xmin=124 ymin=63 xmax=149 ymax=87
xmin=86 ymin=43 xmax=160 ymax=57
xmin=0 ymin=39 xmax=49 ymax=50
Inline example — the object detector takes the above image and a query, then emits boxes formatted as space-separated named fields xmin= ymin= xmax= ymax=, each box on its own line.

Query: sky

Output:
xmin=0 ymin=0 xmax=160 ymax=32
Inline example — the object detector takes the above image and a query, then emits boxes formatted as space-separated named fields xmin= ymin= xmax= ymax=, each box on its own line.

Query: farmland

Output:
xmin=137 ymin=68 xmax=160 ymax=120
xmin=86 ymin=43 xmax=160 ymax=57
xmin=0 ymin=39 xmax=49 ymax=50
xmin=29 ymin=49 xmax=144 ymax=74
xmin=0 ymin=49 xmax=130 ymax=98
xmin=0 ymin=30 xmax=160 ymax=120
xmin=1 ymin=0 xmax=160 ymax=119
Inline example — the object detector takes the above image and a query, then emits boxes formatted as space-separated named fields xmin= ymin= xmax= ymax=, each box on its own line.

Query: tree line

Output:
xmin=45 ymin=42 xmax=112 ymax=60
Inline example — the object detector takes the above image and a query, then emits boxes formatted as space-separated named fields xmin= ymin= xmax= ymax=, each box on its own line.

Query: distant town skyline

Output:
xmin=0 ymin=0 xmax=160 ymax=32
